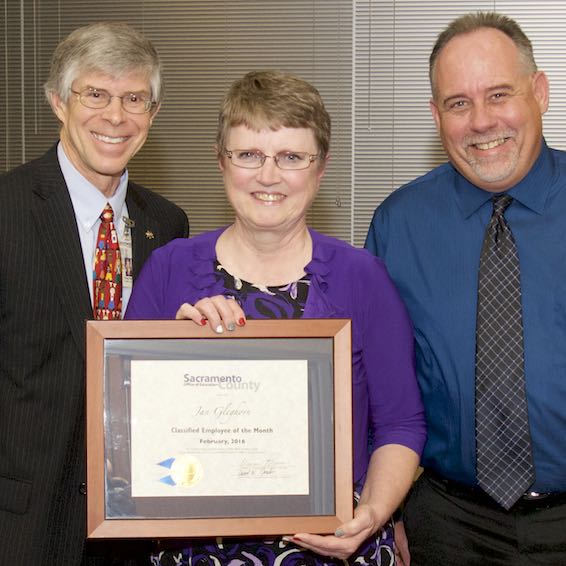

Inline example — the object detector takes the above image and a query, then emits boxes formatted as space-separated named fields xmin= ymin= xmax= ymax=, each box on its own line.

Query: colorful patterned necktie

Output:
xmin=475 ymin=194 xmax=534 ymax=510
xmin=93 ymin=203 xmax=122 ymax=320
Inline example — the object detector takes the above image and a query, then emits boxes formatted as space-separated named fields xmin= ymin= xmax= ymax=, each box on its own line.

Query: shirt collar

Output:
xmin=454 ymin=139 xmax=553 ymax=218
xmin=58 ymin=142 xmax=129 ymax=232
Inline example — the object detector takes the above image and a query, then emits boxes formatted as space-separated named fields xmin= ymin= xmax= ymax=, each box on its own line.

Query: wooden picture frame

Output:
xmin=86 ymin=319 xmax=352 ymax=539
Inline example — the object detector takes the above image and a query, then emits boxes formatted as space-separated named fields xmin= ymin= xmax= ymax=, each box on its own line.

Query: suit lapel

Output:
xmin=30 ymin=147 xmax=93 ymax=356
xmin=29 ymin=162 xmax=166 ymax=353
xmin=126 ymin=184 xmax=163 ymax=280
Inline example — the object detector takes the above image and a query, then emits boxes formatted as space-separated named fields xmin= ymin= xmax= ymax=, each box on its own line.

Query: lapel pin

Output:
xmin=145 ymin=230 xmax=155 ymax=239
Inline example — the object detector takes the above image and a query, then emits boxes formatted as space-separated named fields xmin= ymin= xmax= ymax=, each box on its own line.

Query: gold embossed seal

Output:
xmin=170 ymin=454 xmax=204 ymax=487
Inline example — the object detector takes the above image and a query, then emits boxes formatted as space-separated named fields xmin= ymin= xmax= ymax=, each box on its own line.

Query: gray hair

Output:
xmin=44 ymin=21 xmax=163 ymax=105
xmin=430 ymin=12 xmax=537 ymax=95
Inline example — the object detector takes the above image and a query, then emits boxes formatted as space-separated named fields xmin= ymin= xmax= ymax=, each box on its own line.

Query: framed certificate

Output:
xmin=86 ymin=319 xmax=353 ymax=539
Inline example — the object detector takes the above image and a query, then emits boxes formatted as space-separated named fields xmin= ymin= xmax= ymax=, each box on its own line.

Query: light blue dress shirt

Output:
xmin=366 ymin=140 xmax=566 ymax=492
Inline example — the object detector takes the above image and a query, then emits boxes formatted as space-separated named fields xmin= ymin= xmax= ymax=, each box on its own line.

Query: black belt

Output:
xmin=424 ymin=470 xmax=566 ymax=511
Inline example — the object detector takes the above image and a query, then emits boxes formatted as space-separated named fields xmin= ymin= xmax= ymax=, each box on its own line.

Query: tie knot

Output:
xmin=492 ymin=194 xmax=512 ymax=217
xmin=100 ymin=203 xmax=114 ymax=223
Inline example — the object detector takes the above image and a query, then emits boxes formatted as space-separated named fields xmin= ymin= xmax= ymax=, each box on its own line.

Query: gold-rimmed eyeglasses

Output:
xmin=70 ymin=88 xmax=156 ymax=114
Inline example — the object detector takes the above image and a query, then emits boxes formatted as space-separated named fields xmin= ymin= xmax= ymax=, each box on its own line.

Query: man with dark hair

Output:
xmin=0 ymin=22 xmax=188 ymax=565
xmin=366 ymin=11 xmax=566 ymax=566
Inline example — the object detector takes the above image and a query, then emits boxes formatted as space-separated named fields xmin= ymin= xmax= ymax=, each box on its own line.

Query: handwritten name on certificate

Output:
xmin=130 ymin=359 xmax=309 ymax=497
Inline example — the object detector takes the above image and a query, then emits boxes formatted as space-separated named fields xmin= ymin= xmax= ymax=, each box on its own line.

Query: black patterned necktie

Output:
xmin=475 ymin=194 xmax=534 ymax=510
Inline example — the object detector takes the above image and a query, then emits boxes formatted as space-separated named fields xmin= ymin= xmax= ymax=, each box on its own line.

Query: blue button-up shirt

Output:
xmin=365 ymin=140 xmax=566 ymax=492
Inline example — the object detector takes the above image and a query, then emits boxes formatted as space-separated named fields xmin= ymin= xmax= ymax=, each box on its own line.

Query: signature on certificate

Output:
xmin=238 ymin=457 xmax=288 ymax=478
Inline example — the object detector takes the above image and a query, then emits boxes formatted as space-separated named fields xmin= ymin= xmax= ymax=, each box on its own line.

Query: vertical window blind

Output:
xmin=352 ymin=0 xmax=566 ymax=245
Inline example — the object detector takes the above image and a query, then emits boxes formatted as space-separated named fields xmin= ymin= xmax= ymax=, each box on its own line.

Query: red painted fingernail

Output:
xmin=292 ymin=536 xmax=303 ymax=542
xmin=238 ymin=317 xmax=246 ymax=326
xmin=200 ymin=318 xmax=207 ymax=326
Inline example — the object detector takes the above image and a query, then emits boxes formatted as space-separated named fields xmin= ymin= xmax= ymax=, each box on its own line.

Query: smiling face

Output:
xmin=430 ymin=28 xmax=548 ymax=192
xmin=219 ymin=125 xmax=327 ymax=235
xmin=50 ymin=70 xmax=158 ymax=196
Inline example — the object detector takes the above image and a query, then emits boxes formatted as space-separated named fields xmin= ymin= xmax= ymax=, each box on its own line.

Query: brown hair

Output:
xmin=430 ymin=12 xmax=536 ymax=96
xmin=216 ymin=70 xmax=331 ymax=159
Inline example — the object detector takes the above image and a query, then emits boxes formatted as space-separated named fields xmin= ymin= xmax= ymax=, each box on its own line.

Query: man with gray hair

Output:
xmin=366 ymin=11 xmax=566 ymax=565
xmin=0 ymin=22 xmax=188 ymax=564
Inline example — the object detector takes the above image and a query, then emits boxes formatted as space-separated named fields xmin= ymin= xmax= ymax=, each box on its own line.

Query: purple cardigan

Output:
xmin=126 ymin=227 xmax=426 ymax=485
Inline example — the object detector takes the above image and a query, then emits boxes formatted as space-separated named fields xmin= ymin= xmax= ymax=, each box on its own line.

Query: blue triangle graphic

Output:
xmin=160 ymin=475 xmax=176 ymax=486
xmin=157 ymin=457 xmax=175 ymax=469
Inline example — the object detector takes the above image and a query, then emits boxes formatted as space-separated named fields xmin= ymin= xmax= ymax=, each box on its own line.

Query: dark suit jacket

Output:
xmin=0 ymin=145 xmax=189 ymax=565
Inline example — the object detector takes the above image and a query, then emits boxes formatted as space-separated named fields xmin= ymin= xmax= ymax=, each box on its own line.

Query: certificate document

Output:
xmin=130 ymin=359 xmax=309 ymax=497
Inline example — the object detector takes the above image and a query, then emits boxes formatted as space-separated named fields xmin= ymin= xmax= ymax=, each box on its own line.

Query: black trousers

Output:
xmin=404 ymin=471 xmax=566 ymax=566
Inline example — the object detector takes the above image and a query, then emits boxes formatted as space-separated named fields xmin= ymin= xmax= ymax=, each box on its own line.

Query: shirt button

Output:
xmin=79 ymin=482 xmax=87 ymax=495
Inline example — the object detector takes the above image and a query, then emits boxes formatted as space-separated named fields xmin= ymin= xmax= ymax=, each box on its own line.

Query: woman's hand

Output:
xmin=285 ymin=503 xmax=380 ymax=560
xmin=288 ymin=444 xmax=418 ymax=560
xmin=175 ymin=295 xmax=246 ymax=333
xmin=394 ymin=519 xmax=411 ymax=566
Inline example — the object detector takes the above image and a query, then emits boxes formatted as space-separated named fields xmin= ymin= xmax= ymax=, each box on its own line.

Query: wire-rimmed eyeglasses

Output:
xmin=224 ymin=149 xmax=320 ymax=170
xmin=70 ymin=88 xmax=156 ymax=114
